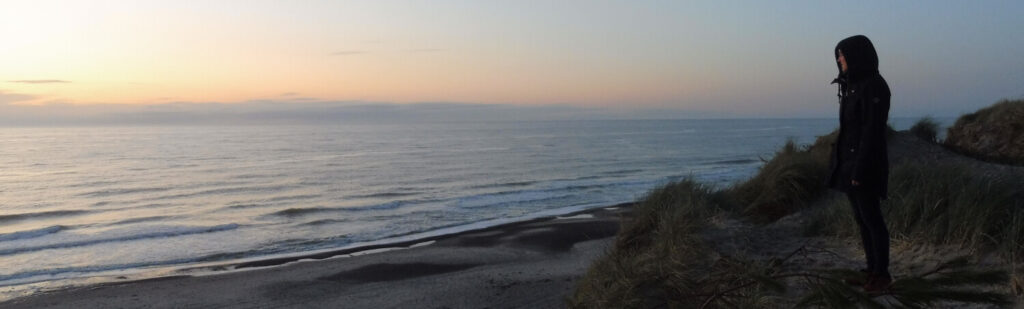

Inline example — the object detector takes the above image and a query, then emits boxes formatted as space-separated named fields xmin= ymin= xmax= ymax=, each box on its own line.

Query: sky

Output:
xmin=1 ymin=0 xmax=1022 ymax=123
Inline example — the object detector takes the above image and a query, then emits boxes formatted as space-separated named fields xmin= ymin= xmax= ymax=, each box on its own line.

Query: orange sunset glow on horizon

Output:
xmin=2 ymin=1 xmax=1021 ymax=118
xmin=1 ymin=1 xmax=714 ymax=108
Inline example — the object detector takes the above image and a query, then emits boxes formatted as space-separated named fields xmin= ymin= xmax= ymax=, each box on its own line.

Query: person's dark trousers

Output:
xmin=847 ymin=188 xmax=890 ymax=276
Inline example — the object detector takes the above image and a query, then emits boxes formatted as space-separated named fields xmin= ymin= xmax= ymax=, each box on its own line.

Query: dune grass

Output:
xmin=806 ymin=162 xmax=1024 ymax=254
xmin=799 ymin=160 xmax=1024 ymax=303
xmin=569 ymin=180 xmax=722 ymax=308
xmin=909 ymin=117 xmax=940 ymax=143
xmin=571 ymin=127 xmax=1020 ymax=307
xmin=723 ymin=135 xmax=832 ymax=223
xmin=944 ymin=99 xmax=1024 ymax=165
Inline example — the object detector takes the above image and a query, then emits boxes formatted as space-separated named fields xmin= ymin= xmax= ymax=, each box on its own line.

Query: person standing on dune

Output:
xmin=826 ymin=35 xmax=892 ymax=292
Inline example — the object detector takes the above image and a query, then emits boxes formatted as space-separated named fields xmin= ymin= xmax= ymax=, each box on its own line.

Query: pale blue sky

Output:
xmin=1 ymin=1 xmax=1021 ymax=120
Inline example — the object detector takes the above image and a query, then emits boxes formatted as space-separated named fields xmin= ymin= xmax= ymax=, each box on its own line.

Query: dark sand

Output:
xmin=1 ymin=205 xmax=630 ymax=309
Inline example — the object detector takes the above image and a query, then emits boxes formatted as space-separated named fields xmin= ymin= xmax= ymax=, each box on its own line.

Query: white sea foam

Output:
xmin=0 ymin=224 xmax=239 ymax=256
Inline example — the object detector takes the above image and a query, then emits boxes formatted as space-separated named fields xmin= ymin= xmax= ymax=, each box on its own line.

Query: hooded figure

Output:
xmin=827 ymin=35 xmax=890 ymax=197
xmin=827 ymin=35 xmax=892 ymax=292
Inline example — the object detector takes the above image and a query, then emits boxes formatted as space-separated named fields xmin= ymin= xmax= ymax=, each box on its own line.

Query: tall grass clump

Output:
xmin=945 ymin=99 xmax=1024 ymax=165
xmin=569 ymin=179 xmax=722 ymax=308
xmin=885 ymin=163 xmax=1024 ymax=254
xmin=725 ymin=134 xmax=834 ymax=223
xmin=808 ymin=161 xmax=1024 ymax=258
xmin=909 ymin=117 xmax=940 ymax=143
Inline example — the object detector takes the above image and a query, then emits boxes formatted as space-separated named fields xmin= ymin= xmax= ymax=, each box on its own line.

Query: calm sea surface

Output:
xmin=0 ymin=118 xmax=935 ymax=294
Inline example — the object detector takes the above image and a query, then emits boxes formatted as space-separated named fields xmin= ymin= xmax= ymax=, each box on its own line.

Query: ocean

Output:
xmin=0 ymin=118 xmax=934 ymax=296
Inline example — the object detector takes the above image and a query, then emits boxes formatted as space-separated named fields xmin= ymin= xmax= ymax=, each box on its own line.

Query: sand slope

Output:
xmin=2 ymin=208 xmax=628 ymax=309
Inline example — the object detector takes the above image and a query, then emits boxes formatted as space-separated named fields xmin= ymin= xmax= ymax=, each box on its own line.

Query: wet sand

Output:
xmin=1 ymin=205 xmax=630 ymax=309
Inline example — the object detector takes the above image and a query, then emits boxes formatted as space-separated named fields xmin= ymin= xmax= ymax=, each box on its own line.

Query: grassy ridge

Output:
xmin=571 ymin=115 xmax=1023 ymax=307
xmin=807 ymin=162 xmax=1024 ymax=257
xmin=944 ymin=99 xmax=1024 ymax=165
xmin=724 ymin=132 xmax=834 ymax=223
xmin=570 ymin=180 xmax=722 ymax=308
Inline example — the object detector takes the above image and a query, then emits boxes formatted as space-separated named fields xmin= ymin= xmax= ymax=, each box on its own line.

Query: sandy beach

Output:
xmin=0 ymin=205 xmax=630 ymax=309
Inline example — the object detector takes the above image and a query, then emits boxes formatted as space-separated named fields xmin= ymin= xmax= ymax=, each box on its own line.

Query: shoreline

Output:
xmin=1 ymin=203 xmax=632 ymax=308
xmin=231 ymin=201 xmax=635 ymax=270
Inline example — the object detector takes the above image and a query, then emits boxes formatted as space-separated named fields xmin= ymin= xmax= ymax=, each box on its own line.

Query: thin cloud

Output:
xmin=330 ymin=50 xmax=368 ymax=56
xmin=0 ymin=90 xmax=36 ymax=104
xmin=279 ymin=92 xmax=299 ymax=97
xmin=406 ymin=48 xmax=445 ymax=53
xmin=8 ymin=80 xmax=71 ymax=84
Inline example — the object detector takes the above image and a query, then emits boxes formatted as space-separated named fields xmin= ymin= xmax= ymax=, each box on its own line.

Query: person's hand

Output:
xmin=851 ymin=180 xmax=860 ymax=186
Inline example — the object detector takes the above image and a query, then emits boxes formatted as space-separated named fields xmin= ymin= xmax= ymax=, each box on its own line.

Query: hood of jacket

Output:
xmin=834 ymin=35 xmax=879 ymax=83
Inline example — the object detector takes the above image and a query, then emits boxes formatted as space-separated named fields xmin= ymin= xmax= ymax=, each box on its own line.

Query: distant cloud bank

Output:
xmin=329 ymin=50 xmax=368 ymax=56
xmin=7 ymin=80 xmax=71 ymax=84
xmin=0 ymin=99 xmax=734 ymax=126
xmin=405 ymin=48 xmax=445 ymax=53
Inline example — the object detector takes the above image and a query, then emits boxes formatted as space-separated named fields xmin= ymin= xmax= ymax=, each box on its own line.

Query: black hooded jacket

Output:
xmin=826 ymin=35 xmax=891 ymax=199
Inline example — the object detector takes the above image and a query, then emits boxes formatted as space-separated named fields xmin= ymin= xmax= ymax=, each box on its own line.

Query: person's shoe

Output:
xmin=863 ymin=273 xmax=892 ymax=293
xmin=843 ymin=269 xmax=870 ymax=286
